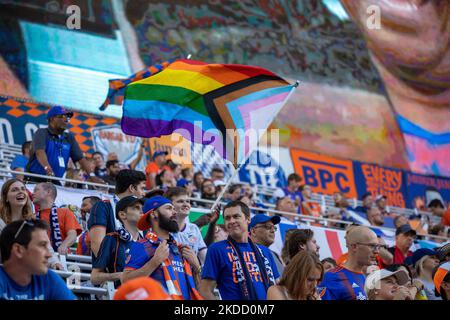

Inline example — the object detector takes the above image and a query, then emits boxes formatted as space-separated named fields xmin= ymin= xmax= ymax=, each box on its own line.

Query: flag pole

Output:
xmin=210 ymin=162 xmax=242 ymax=211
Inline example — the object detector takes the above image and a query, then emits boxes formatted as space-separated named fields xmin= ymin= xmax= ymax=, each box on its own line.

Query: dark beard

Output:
xmin=158 ymin=211 xmax=179 ymax=233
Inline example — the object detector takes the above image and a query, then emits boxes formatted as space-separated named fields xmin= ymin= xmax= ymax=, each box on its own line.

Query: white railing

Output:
xmin=189 ymin=198 xmax=450 ymax=242
xmin=0 ymin=168 xmax=115 ymax=190
xmin=0 ymin=163 xmax=447 ymax=241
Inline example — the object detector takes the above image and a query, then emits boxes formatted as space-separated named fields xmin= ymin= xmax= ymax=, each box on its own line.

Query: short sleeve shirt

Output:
xmin=0 ymin=266 xmax=76 ymax=300
xmin=10 ymin=155 xmax=28 ymax=170
xmin=27 ymin=128 xmax=84 ymax=178
xmin=201 ymin=240 xmax=280 ymax=300
xmin=282 ymin=188 xmax=303 ymax=203
xmin=87 ymin=201 xmax=116 ymax=234
xmin=93 ymin=233 xmax=134 ymax=287
xmin=173 ymin=221 xmax=207 ymax=257
xmin=318 ymin=266 xmax=367 ymax=300
xmin=39 ymin=208 xmax=82 ymax=242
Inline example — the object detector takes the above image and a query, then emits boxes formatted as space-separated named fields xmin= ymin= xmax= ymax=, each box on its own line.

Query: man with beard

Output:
xmin=76 ymin=196 xmax=101 ymax=256
xmin=319 ymin=226 xmax=379 ymax=300
xmin=122 ymin=196 xmax=203 ymax=300
xmin=164 ymin=188 xmax=207 ymax=265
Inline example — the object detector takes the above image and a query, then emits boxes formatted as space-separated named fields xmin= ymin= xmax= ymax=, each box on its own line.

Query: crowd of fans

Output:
xmin=1 ymin=106 xmax=450 ymax=301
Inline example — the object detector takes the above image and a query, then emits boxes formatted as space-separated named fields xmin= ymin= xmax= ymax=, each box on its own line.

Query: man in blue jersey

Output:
xmin=319 ymin=226 xmax=380 ymax=300
xmin=88 ymin=169 xmax=146 ymax=258
xmin=282 ymin=173 xmax=303 ymax=209
xmin=0 ymin=220 xmax=76 ymax=300
xmin=199 ymin=201 xmax=280 ymax=300
xmin=122 ymin=196 xmax=203 ymax=300
xmin=26 ymin=106 xmax=93 ymax=183
xmin=91 ymin=196 xmax=145 ymax=288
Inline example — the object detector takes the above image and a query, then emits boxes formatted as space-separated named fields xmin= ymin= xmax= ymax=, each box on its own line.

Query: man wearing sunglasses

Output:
xmin=26 ymin=106 xmax=94 ymax=183
xmin=0 ymin=220 xmax=76 ymax=300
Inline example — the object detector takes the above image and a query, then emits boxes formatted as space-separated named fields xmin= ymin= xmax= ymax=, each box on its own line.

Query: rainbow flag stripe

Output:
xmin=121 ymin=59 xmax=296 ymax=166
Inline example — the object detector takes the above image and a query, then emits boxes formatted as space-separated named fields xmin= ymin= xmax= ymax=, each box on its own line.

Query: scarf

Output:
xmin=144 ymin=231 xmax=203 ymax=300
xmin=227 ymin=236 xmax=276 ymax=300
xmin=36 ymin=205 xmax=62 ymax=251
xmin=111 ymin=195 xmax=132 ymax=242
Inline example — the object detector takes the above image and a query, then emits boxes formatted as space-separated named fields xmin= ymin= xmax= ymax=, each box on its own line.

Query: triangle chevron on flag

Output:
xmin=114 ymin=59 xmax=298 ymax=168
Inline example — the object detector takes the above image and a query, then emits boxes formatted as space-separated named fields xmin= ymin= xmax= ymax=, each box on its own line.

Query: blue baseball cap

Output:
xmin=47 ymin=106 xmax=74 ymax=119
xmin=176 ymin=179 xmax=192 ymax=188
xmin=249 ymin=214 xmax=281 ymax=230
xmin=411 ymin=248 xmax=438 ymax=267
xmin=152 ymin=151 xmax=168 ymax=160
xmin=137 ymin=196 xmax=172 ymax=231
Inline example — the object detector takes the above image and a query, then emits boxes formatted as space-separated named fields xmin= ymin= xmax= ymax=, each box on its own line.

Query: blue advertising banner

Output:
xmin=405 ymin=173 xmax=450 ymax=210
xmin=353 ymin=161 xmax=407 ymax=208
xmin=238 ymin=150 xmax=288 ymax=188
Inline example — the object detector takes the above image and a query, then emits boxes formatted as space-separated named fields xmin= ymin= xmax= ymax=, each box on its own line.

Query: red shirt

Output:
xmin=442 ymin=208 xmax=450 ymax=227
xmin=382 ymin=246 xmax=412 ymax=267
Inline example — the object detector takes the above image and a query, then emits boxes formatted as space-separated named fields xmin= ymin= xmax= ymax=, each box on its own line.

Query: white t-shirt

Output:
xmin=173 ymin=220 xmax=207 ymax=256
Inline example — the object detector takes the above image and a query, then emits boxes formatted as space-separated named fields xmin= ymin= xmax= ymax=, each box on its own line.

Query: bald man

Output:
xmin=319 ymin=226 xmax=380 ymax=300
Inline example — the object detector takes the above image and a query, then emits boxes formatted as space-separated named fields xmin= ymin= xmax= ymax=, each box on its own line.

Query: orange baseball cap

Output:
xmin=433 ymin=261 xmax=450 ymax=295
xmin=137 ymin=196 xmax=172 ymax=231
xmin=114 ymin=277 xmax=171 ymax=300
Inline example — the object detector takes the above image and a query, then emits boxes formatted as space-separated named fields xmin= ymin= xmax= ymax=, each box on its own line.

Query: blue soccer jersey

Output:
xmin=318 ymin=266 xmax=367 ymax=300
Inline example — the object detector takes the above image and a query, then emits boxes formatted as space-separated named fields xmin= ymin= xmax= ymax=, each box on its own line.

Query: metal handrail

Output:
xmin=66 ymin=254 xmax=92 ymax=263
xmin=0 ymin=168 xmax=115 ymax=190
xmin=189 ymin=197 xmax=450 ymax=242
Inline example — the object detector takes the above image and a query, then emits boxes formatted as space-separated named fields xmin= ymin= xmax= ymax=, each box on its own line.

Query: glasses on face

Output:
xmin=54 ymin=114 xmax=71 ymax=120
xmin=14 ymin=220 xmax=35 ymax=239
xmin=254 ymin=224 xmax=278 ymax=231
xmin=355 ymin=242 xmax=385 ymax=251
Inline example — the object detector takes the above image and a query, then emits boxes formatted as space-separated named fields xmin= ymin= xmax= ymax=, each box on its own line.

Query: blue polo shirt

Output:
xmin=27 ymin=128 xmax=83 ymax=178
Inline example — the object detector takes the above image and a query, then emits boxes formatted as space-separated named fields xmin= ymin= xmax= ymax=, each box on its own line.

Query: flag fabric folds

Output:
xmin=120 ymin=59 xmax=297 ymax=167
xmin=99 ymin=60 xmax=173 ymax=110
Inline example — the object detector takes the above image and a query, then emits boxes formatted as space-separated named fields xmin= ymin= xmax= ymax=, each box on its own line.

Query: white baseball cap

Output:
xmin=364 ymin=269 xmax=410 ymax=295
xmin=213 ymin=180 xmax=226 ymax=187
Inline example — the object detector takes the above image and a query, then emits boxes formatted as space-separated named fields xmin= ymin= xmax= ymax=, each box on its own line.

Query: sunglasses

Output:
xmin=14 ymin=220 xmax=35 ymax=240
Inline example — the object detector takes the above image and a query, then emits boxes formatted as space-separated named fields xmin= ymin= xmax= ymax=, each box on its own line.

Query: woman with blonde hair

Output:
xmin=0 ymin=178 xmax=34 ymax=230
xmin=267 ymin=251 xmax=324 ymax=300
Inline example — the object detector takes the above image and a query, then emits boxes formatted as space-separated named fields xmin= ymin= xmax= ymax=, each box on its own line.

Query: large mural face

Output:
xmin=123 ymin=0 xmax=449 ymax=177
xmin=0 ymin=0 xmax=448 ymax=177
